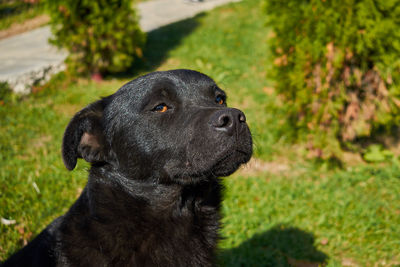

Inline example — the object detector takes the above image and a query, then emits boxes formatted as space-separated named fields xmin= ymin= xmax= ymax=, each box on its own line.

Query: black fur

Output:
xmin=2 ymin=69 xmax=252 ymax=267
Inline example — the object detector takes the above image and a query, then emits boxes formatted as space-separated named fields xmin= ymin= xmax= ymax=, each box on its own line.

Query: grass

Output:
xmin=0 ymin=1 xmax=45 ymax=31
xmin=1 ymin=0 xmax=399 ymax=266
xmin=221 ymin=165 xmax=400 ymax=266
xmin=0 ymin=0 xmax=152 ymax=34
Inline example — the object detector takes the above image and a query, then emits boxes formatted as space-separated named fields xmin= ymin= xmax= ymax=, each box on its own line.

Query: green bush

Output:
xmin=0 ymin=82 xmax=11 ymax=102
xmin=46 ymin=0 xmax=146 ymax=76
xmin=263 ymin=0 xmax=400 ymax=159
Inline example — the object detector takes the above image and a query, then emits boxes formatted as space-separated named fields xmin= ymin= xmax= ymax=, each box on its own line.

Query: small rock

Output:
xmin=1 ymin=218 xmax=16 ymax=225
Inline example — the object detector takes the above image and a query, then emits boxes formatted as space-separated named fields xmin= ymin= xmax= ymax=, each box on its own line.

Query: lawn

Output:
xmin=0 ymin=1 xmax=45 ymax=32
xmin=1 ymin=0 xmax=399 ymax=266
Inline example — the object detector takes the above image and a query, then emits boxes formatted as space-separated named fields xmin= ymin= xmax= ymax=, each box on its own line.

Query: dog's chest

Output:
xmin=62 ymin=183 xmax=221 ymax=266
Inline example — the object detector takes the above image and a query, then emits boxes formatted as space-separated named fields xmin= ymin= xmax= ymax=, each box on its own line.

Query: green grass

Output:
xmin=0 ymin=0 xmax=156 ymax=33
xmin=0 ymin=1 xmax=45 ymax=31
xmin=1 ymin=0 xmax=399 ymax=266
xmin=221 ymin=166 xmax=400 ymax=266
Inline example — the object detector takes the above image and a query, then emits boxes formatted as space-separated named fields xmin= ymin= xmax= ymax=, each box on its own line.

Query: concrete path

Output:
xmin=0 ymin=0 xmax=239 ymax=94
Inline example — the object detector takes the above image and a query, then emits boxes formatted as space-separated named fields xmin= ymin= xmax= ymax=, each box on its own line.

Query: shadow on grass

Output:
xmin=219 ymin=224 xmax=328 ymax=267
xmin=112 ymin=13 xmax=204 ymax=79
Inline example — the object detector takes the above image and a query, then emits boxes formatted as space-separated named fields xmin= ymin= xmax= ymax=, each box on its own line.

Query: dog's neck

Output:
xmin=84 ymin=165 xmax=223 ymax=219
xmin=59 ymin=165 xmax=222 ymax=266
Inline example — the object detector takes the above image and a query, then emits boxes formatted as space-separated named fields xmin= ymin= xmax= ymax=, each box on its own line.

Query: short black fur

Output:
xmin=2 ymin=69 xmax=252 ymax=267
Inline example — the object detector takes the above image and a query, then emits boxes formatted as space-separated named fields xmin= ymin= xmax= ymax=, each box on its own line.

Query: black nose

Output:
xmin=210 ymin=109 xmax=246 ymax=135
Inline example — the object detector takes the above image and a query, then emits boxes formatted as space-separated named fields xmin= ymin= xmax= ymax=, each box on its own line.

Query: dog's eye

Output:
xmin=216 ymin=95 xmax=225 ymax=105
xmin=153 ymin=103 xmax=168 ymax=113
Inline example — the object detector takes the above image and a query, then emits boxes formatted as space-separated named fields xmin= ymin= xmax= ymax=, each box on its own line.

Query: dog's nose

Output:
xmin=210 ymin=109 xmax=246 ymax=135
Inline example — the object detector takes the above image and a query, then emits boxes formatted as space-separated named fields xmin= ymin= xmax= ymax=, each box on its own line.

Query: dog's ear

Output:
xmin=62 ymin=99 xmax=110 ymax=170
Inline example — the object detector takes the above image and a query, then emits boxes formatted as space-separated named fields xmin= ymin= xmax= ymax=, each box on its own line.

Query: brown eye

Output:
xmin=154 ymin=104 xmax=168 ymax=113
xmin=216 ymin=95 xmax=224 ymax=105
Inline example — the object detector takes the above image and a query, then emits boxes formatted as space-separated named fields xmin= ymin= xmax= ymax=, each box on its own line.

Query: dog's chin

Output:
xmin=163 ymin=150 xmax=251 ymax=184
xmin=209 ymin=149 xmax=252 ymax=177
xmin=185 ymin=149 xmax=252 ymax=179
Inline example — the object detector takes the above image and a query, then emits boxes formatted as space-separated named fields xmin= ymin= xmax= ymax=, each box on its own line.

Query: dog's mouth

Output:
xmin=162 ymin=123 xmax=253 ymax=183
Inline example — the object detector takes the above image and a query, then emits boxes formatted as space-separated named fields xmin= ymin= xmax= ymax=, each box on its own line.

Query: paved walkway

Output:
xmin=0 ymin=0 xmax=239 ymax=94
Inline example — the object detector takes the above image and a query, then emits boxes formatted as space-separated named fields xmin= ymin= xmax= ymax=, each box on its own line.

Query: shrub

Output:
xmin=0 ymin=82 xmax=11 ymax=102
xmin=46 ymin=0 xmax=146 ymax=76
xmin=263 ymin=0 xmax=400 ymax=159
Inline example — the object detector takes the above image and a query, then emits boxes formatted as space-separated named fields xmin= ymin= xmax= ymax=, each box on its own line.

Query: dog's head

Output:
xmin=62 ymin=69 xmax=252 ymax=184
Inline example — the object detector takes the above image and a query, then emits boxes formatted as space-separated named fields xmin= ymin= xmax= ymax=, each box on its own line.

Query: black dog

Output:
xmin=2 ymin=69 xmax=252 ymax=266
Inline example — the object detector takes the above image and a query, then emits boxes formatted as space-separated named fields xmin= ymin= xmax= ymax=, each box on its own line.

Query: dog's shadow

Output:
xmin=218 ymin=224 xmax=328 ymax=267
